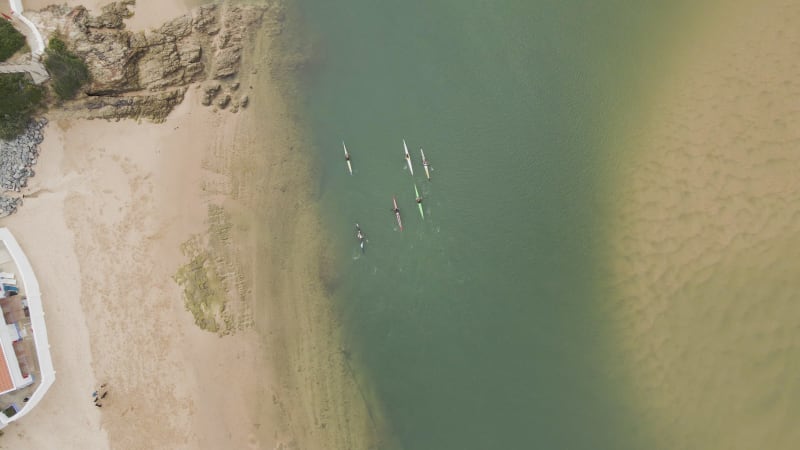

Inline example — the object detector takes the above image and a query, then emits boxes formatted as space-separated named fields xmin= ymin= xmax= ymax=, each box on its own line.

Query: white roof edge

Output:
xmin=0 ymin=228 xmax=54 ymax=428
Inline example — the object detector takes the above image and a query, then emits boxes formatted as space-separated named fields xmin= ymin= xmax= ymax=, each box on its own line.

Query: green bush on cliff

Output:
xmin=0 ymin=73 xmax=43 ymax=140
xmin=44 ymin=37 xmax=90 ymax=100
xmin=0 ymin=19 xmax=26 ymax=61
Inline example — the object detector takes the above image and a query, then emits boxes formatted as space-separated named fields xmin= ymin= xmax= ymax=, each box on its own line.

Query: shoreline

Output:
xmin=0 ymin=0 xmax=383 ymax=448
xmin=227 ymin=7 xmax=388 ymax=447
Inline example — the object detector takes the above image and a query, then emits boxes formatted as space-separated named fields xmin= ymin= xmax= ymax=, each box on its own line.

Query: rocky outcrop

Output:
xmin=28 ymin=0 xmax=275 ymax=121
xmin=0 ymin=2 xmax=282 ymax=216
xmin=82 ymin=88 xmax=188 ymax=121
xmin=0 ymin=119 xmax=46 ymax=217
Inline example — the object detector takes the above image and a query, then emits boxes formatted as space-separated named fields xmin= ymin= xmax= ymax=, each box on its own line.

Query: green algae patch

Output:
xmin=174 ymin=204 xmax=250 ymax=335
xmin=174 ymin=238 xmax=226 ymax=333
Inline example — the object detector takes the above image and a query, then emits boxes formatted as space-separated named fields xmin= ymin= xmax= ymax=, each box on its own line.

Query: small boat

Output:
xmin=414 ymin=184 xmax=424 ymax=219
xmin=420 ymin=148 xmax=431 ymax=181
xmin=355 ymin=223 xmax=366 ymax=253
xmin=392 ymin=196 xmax=403 ymax=231
xmin=343 ymin=141 xmax=353 ymax=175
xmin=403 ymin=139 xmax=414 ymax=176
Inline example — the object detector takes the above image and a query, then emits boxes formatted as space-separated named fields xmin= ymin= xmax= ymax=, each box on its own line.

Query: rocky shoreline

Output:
xmin=0 ymin=1 xmax=282 ymax=216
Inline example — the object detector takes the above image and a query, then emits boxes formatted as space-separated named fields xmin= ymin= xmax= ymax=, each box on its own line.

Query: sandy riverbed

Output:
xmin=608 ymin=1 xmax=800 ymax=448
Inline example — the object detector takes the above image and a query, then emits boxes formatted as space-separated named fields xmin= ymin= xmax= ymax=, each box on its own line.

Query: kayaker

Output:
xmin=392 ymin=207 xmax=400 ymax=213
xmin=416 ymin=197 xmax=422 ymax=204
xmin=345 ymin=153 xmax=350 ymax=161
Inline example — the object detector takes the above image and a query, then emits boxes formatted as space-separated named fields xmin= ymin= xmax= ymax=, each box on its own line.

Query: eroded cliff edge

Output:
xmin=30 ymin=0 xmax=283 ymax=120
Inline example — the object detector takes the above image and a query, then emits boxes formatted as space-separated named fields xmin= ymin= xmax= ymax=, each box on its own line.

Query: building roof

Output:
xmin=0 ymin=344 xmax=14 ymax=394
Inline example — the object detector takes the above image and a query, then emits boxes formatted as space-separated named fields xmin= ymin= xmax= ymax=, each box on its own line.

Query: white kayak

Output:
xmin=343 ymin=141 xmax=353 ymax=175
xmin=420 ymin=147 xmax=431 ymax=181
xmin=403 ymin=139 xmax=414 ymax=176
xmin=355 ymin=223 xmax=366 ymax=253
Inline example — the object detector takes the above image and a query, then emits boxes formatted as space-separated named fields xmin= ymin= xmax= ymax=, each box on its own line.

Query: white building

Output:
xmin=0 ymin=228 xmax=54 ymax=428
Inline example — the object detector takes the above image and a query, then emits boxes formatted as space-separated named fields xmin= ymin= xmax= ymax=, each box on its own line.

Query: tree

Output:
xmin=0 ymin=19 xmax=26 ymax=62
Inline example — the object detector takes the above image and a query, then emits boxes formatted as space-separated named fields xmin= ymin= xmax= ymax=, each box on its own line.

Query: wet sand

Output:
xmin=608 ymin=1 xmax=800 ymax=448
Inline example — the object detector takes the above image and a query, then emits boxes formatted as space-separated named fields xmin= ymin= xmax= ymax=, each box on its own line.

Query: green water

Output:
xmin=286 ymin=1 xmax=686 ymax=448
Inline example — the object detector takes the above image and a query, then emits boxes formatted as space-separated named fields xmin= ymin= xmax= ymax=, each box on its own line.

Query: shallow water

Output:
xmin=267 ymin=0 xmax=800 ymax=448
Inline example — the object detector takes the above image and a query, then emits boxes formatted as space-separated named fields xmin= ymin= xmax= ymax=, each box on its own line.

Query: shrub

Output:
xmin=0 ymin=73 xmax=44 ymax=140
xmin=44 ymin=37 xmax=90 ymax=100
xmin=0 ymin=19 xmax=26 ymax=61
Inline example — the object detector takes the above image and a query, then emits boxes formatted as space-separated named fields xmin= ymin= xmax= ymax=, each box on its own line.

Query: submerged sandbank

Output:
xmin=608 ymin=1 xmax=800 ymax=448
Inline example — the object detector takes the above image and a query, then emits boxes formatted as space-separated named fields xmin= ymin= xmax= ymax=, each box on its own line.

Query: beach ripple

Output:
xmin=608 ymin=1 xmax=800 ymax=448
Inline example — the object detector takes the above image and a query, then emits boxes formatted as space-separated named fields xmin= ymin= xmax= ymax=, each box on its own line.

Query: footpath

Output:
xmin=1 ymin=0 xmax=48 ymax=84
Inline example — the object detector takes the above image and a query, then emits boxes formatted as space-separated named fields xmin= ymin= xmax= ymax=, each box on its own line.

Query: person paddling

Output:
xmin=355 ymin=223 xmax=364 ymax=241
xmin=355 ymin=224 xmax=366 ymax=253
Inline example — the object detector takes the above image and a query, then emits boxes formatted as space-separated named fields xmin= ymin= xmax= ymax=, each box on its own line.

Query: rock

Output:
xmin=216 ymin=94 xmax=231 ymax=109
xmin=185 ymin=62 xmax=205 ymax=79
xmin=239 ymin=95 xmax=248 ymax=108
xmin=213 ymin=47 xmax=240 ymax=79
xmin=161 ymin=15 xmax=193 ymax=39
xmin=201 ymin=82 xmax=221 ymax=106
xmin=85 ymin=0 xmax=135 ymax=29
xmin=80 ymin=88 xmax=187 ymax=122
xmin=192 ymin=5 xmax=220 ymax=35
xmin=0 ymin=119 xmax=47 ymax=216
xmin=179 ymin=43 xmax=202 ymax=64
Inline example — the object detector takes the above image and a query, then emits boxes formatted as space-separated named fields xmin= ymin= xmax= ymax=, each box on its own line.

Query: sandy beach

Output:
xmin=608 ymin=0 xmax=800 ymax=448
xmin=1 ymin=61 xmax=273 ymax=450
xmin=0 ymin=0 xmax=382 ymax=449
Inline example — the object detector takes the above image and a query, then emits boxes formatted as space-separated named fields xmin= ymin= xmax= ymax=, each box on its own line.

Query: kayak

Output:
xmin=355 ymin=223 xmax=366 ymax=253
xmin=414 ymin=184 xmax=424 ymax=219
xmin=392 ymin=196 xmax=403 ymax=231
xmin=420 ymin=148 xmax=431 ymax=181
xmin=403 ymin=139 xmax=414 ymax=176
xmin=342 ymin=141 xmax=353 ymax=175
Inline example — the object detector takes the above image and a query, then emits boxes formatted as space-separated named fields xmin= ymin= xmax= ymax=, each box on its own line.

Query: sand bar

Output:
xmin=608 ymin=0 xmax=800 ymax=448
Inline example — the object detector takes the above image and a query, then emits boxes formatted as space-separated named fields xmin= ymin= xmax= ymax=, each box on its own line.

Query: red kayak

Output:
xmin=392 ymin=196 xmax=403 ymax=231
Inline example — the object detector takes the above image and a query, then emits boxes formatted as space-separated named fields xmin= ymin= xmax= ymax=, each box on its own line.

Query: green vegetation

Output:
xmin=173 ymin=205 xmax=248 ymax=335
xmin=44 ymin=37 xmax=89 ymax=100
xmin=0 ymin=19 xmax=26 ymax=62
xmin=0 ymin=73 xmax=43 ymax=140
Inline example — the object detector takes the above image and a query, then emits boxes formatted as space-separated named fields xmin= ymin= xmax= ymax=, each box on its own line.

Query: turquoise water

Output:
xmin=288 ymin=1 xmax=685 ymax=448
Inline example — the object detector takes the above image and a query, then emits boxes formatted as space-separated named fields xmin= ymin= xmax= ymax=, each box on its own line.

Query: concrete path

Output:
xmin=0 ymin=61 xmax=48 ymax=83
xmin=1 ymin=0 xmax=49 ymax=84
xmin=9 ymin=0 xmax=45 ymax=56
